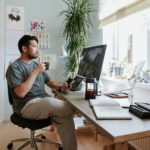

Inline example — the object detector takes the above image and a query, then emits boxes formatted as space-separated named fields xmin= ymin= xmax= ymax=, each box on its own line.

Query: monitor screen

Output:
xmin=71 ymin=45 xmax=106 ymax=91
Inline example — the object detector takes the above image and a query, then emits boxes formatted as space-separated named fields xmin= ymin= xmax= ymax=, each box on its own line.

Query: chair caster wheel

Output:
xmin=7 ymin=143 xmax=13 ymax=149
xmin=58 ymin=146 xmax=63 ymax=150
xmin=41 ymin=135 xmax=46 ymax=139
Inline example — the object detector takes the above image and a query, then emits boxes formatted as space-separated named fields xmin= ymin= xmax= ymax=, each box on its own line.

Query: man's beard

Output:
xmin=27 ymin=51 xmax=39 ymax=60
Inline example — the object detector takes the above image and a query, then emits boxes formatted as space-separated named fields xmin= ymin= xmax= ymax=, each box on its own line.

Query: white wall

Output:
xmin=0 ymin=0 xmax=5 ymax=122
xmin=5 ymin=0 xmax=66 ymax=56
xmin=2 ymin=0 xmax=102 ymax=120
xmin=4 ymin=0 xmax=67 ymax=119
xmin=88 ymin=0 xmax=103 ymax=46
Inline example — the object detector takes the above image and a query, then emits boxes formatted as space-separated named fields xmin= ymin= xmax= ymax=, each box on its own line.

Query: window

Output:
xmin=102 ymin=8 xmax=150 ymax=72
xmin=99 ymin=0 xmax=137 ymax=20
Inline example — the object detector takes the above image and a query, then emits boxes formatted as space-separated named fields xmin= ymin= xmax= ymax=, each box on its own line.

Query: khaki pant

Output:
xmin=21 ymin=97 xmax=77 ymax=150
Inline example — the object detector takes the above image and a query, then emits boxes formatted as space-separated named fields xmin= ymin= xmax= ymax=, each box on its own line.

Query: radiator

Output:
xmin=129 ymin=136 xmax=150 ymax=150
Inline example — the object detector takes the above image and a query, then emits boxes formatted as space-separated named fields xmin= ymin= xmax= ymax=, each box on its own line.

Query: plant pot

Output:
xmin=70 ymin=82 xmax=83 ymax=91
xmin=66 ymin=78 xmax=83 ymax=91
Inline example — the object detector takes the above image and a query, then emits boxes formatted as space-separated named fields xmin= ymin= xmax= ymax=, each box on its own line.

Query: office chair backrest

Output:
xmin=7 ymin=84 xmax=13 ymax=105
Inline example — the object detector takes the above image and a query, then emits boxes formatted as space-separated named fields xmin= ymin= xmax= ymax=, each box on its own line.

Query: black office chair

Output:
xmin=7 ymin=85 xmax=63 ymax=150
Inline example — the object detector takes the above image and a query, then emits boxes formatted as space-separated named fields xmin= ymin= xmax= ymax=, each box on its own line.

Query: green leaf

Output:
xmin=60 ymin=0 xmax=95 ymax=79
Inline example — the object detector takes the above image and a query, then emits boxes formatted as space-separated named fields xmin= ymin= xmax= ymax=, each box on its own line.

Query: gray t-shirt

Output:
xmin=6 ymin=58 xmax=51 ymax=115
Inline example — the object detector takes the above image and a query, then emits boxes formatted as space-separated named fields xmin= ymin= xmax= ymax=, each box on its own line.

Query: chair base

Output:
xmin=7 ymin=132 xmax=62 ymax=150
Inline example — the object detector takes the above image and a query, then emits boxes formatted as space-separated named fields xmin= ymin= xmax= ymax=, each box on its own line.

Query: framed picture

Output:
xmin=6 ymin=6 xmax=24 ymax=30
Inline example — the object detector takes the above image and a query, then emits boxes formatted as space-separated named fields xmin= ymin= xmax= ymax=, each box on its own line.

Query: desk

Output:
xmin=56 ymin=90 xmax=150 ymax=145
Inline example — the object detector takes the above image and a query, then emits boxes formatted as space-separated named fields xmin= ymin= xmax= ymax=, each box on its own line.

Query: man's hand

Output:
xmin=47 ymin=80 xmax=70 ymax=93
xmin=59 ymin=82 xmax=70 ymax=93
xmin=14 ymin=63 xmax=47 ymax=98
xmin=33 ymin=63 xmax=46 ymax=74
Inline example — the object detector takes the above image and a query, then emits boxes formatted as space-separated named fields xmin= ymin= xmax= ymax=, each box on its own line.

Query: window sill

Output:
xmin=101 ymin=76 xmax=150 ymax=90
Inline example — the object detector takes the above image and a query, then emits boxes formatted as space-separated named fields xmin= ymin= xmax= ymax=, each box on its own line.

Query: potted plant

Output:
xmin=60 ymin=0 xmax=94 ymax=80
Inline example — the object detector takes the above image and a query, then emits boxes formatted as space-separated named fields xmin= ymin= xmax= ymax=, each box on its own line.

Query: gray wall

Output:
xmin=3 ymin=0 xmax=102 ymax=119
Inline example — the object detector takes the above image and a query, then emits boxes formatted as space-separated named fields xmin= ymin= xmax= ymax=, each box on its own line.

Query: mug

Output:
xmin=43 ymin=62 xmax=50 ymax=70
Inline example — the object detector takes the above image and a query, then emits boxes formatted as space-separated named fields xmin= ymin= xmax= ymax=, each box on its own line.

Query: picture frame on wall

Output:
xmin=6 ymin=5 xmax=24 ymax=30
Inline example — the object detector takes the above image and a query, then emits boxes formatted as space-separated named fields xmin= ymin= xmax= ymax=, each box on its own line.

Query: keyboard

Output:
xmin=135 ymin=102 xmax=150 ymax=111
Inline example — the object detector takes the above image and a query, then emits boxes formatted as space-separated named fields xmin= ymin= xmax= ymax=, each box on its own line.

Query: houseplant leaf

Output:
xmin=60 ymin=0 xmax=94 ymax=79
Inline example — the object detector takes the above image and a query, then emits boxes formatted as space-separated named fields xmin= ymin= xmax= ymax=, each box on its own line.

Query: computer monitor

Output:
xmin=71 ymin=45 xmax=107 ymax=91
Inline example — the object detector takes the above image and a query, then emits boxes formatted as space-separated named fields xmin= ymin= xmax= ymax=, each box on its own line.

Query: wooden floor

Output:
xmin=0 ymin=121 xmax=102 ymax=150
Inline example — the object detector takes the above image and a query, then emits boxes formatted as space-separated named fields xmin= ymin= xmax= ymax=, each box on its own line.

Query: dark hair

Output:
xmin=18 ymin=35 xmax=38 ymax=53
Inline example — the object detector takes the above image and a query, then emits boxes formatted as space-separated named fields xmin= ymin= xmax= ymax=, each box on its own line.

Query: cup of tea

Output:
xmin=43 ymin=62 xmax=50 ymax=70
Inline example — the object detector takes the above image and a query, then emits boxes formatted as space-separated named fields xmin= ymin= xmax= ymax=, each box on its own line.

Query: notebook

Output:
xmin=90 ymin=96 xmax=132 ymax=120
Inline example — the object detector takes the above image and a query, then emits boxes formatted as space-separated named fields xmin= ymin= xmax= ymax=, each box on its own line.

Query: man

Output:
xmin=6 ymin=35 xmax=77 ymax=150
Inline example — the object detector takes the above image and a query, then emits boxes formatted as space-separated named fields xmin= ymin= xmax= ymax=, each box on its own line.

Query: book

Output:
xmin=113 ymin=98 xmax=130 ymax=108
xmin=90 ymin=96 xmax=132 ymax=120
